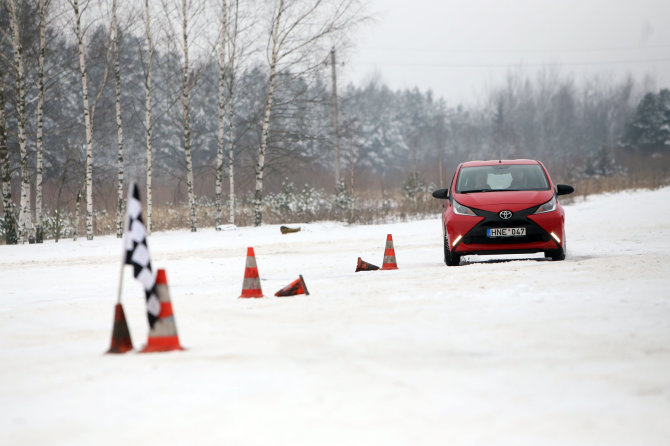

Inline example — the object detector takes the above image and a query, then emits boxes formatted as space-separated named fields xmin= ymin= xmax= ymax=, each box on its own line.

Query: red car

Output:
xmin=431 ymin=159 xmax=574 ymax=266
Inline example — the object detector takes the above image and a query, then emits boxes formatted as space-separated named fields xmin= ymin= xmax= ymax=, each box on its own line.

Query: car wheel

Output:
xmin=444 ymin=237 xmax=461 ymax=266
xmin=546 ymin=234 xmax=566 ymax=261
xmin=546 ymin=248 xmax=565 ymax=261
xmin=544 ymin=235 xmax=567 ymax=261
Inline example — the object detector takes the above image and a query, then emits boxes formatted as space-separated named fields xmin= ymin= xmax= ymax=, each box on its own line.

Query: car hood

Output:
xmin=454 ymin=190 xmax=553 ymax=212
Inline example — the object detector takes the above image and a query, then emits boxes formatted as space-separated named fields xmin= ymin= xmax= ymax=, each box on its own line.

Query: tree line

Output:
xmin=1 ymin=0 xmax=668 ymax=244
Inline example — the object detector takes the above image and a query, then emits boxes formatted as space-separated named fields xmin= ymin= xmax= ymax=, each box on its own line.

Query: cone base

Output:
xmin=140 ymin=336 xmax=184 ymax=353
xmin=275 ymin=275 xmax=309 ymax=297
xmin=381 ymin=264 xmax=398 ymax=270
xmin=300 ymin=275 xmax=309 ymax=295
xmin=239 ymin=291 xmax=264 ymax=298
xmin=106 ymin=344 xmax=133 ymax=354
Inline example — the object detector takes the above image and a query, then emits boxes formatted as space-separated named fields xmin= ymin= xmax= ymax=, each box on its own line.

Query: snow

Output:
xmin=2 ymin=188 xmax=670 ymax=446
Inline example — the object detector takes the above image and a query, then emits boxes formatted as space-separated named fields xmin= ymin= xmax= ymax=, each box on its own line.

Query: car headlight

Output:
xmin=452 ymin=199 xmax=477 ymax=216
xmin=534 ymin=196 xmax=557 ymax=214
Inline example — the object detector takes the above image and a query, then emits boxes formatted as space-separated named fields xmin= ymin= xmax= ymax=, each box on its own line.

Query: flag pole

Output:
xmin=117 ymin=182 xmax=130 ymax=304
xmin=117 ymin=263 xmax=124 ymax=304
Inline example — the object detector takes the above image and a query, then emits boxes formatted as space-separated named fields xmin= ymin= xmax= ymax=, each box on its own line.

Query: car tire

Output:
xmin=546 ymin=235 xmax=566 ymax=261
xmin=444 ymin=237 xmax=461 ymax=266
xmin=546 ymin=248 xmax=565 ymax=261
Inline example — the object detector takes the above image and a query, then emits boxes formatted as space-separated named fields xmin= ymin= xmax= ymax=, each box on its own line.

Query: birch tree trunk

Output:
xmin=8 ymin=0 xmax=32 ymax=243
xmin=72 ymin=0 xmax=95 ymax=240
xmin=0 ymin=85 xmax=17 ymax=245
xmin=253 ymin=0 xmax=283 ymax=227
xmin=215 ymin=0 xmax=228 ymax=227
xmin=144 ymin=0 xmax=154 ymax=234
xmin=330 ymin=47 xmax=341 ymax=186
xmin=182 ymin=0 xmax=196 ymax=232
xmin=35 ymin=0 xmax=47 ymax=243
xmin=73 ymin=188 xmax=82 ymax=241
xmin=112 ymin=0 xmax=125 ymax=238
xmin=227 ymin=0 xmax=239 ymax=225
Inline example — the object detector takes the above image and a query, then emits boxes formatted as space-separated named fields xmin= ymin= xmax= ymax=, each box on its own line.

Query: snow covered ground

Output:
xmin=2 ymin=187 xmax=669 ymax=446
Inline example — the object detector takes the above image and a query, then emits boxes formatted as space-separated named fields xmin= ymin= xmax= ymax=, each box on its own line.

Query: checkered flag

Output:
xmin=123 ymin=182 xmax=160 ymax=328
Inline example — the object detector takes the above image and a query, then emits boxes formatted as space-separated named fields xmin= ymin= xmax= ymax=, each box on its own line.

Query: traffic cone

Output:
xmin=141 ymin=269 xmax=184 ymax=353
xmin=381 ymin=234 xmax=398 ymax=270
xmin=106 ymin=303 xmax=133 ymax=354
xmin=275 ymin=275 xmax=309 ymax=297
xmin=355 ymin=257 xmax=379 ymax=272
xmin=240 ymin=247 xmax=264 ymax=298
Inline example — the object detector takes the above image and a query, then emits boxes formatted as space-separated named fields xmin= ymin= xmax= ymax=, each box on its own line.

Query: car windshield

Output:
xmin=456 ymin=164 xmax=550 ymax=193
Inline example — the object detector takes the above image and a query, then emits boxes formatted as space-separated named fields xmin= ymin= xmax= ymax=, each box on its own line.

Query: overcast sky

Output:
xmin=342 ymin=0 xmax=670 ymax=105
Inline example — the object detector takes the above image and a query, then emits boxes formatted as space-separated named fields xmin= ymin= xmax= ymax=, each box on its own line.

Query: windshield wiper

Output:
xmin=460 ymin=188 xmax=491 ymax=193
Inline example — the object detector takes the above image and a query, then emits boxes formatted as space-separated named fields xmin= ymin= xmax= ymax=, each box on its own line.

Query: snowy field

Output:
xmin=2 ymin=187 xmax=670 ymax=446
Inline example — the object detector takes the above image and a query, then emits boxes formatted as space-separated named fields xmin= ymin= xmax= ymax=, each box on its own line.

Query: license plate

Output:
xmin=487 ymin=227 xmax=526 ymax=238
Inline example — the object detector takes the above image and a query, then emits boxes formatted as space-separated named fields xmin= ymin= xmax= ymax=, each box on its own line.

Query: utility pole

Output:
xmin=330 ymin=47 xmax=341 ymax=185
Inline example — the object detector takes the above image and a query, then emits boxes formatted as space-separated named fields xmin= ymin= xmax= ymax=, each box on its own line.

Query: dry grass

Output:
xmin=4 ymin=159 xmax=670 ymax=242
xmin=562 ymin=171 xmax=670 ymax=205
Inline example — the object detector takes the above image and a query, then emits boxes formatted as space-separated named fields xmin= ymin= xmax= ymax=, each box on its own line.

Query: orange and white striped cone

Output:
xmin=355 ymin=257 xmax=380 ymax=272
xmin=380 ymin=234 xmax=398 ymax=270
xmin=106 ymin=303 xmax=133 ymax=354
xmin=275 ymin=275 xmax=309 ymax=297
xmin=141 ymin=269 xmax=184 ymax=353
xmin=240 ymin=247 xmax=264 ymax=298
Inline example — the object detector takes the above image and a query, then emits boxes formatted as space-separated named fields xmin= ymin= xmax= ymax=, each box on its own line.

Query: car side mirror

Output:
xmin=556 ymin=184 xmax=574 ymax=196
xmin=431 ymin=188 xmax=449 ymax=199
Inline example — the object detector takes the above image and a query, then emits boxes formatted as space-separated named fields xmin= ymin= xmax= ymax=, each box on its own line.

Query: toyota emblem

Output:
xmin=499 ymin=210 xmax=513 ymax=220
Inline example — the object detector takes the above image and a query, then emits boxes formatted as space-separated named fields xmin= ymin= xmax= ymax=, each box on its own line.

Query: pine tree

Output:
xmin=624 ymin=89 xmax=670 ymax=151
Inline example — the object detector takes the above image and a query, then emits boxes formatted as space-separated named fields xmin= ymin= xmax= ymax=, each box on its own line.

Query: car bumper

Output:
xmin=446 ymin=211 xmax=564 ymax=255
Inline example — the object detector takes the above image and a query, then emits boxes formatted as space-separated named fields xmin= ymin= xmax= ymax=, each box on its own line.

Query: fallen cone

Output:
xmin=240 ymin=247 xmax=264 ymax=298
xmin=106 ymin=303 xmax=133 ymax=354
xmin=141 ymin=269 xmax=184 ymax=353
xmin=280 ymin=225 xmax=301 ymax=234
xmin=275 ymin=275 xmax=309 ymax=297
xmin=355 ymin=257 xmax=380 ymax=272
xmin=381 ymin=234 xmax=398 ymax=270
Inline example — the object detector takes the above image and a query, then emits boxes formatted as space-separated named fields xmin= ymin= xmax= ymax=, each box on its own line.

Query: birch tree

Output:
xmin=213 ymin=0 xmax=240 ymax=227
xmin=253 ymin=0 xmax=363 ymax=226
xmin=8 ymin=0 xmax=32 ymax=243
xmin=162 ymin=0 xmax=199 ymax=232
xmin=226 ymin=0 xmax=239 ymax=225
xmin=181 ymin=0 xmax=196 ymax=232
xmin=35 ymin=0 xmax=48 ymax=243
xmin=71 ymin=0 xmax=95 ymax=240
xmin=143 ymin=0 xmax=154 ymax=233
xmin=111 ymin=0 xmax=124 ymax=238
xmin=214 ymin=0 xmax=227 ymax=227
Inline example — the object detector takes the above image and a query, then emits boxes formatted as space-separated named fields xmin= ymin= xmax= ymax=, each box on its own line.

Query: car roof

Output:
xmin=460 ymin=159 xmax=540 ymax=167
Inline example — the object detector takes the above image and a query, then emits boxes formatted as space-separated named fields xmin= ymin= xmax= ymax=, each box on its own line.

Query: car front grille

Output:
xmin=463 ymin=223 xmax=549 ymax=245
xmin=462 ymin=206 xmax=550 ymax=245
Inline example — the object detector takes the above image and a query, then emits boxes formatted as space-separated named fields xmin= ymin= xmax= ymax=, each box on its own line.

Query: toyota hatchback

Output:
xmin=431 ymin=159 xmax=574 ymax=266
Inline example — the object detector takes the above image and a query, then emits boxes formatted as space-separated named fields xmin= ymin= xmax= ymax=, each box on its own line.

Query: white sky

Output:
xmin=342 ymin=0 xmax=670 ymax=105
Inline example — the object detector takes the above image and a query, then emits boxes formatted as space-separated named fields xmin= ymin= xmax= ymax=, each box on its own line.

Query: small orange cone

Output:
xmin=240 ymin=247 xmax=264 ymax=298
xmin=141 ymin=269 xmax=184 ymax=353
xmin=356 ymin=257 xmax=380 ymax=272
xmin=275 ymin=275 xmax=309 ymax=297
xmin=106 ymin=303 xmax=133 ymax=354
xmin=381 ymin=234 xmax=398 ymax=270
